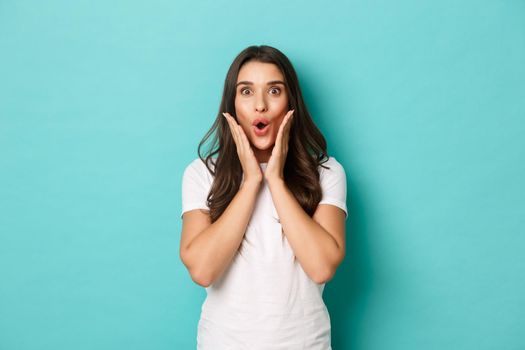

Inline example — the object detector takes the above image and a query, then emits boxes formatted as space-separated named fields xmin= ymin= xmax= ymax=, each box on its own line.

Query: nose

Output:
xmin=255 ymin=93 xmax=267 ymax=113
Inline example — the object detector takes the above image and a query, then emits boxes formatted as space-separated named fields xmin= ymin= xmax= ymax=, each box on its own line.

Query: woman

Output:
xmin=180 ymin=45 xmax=348 ymax=349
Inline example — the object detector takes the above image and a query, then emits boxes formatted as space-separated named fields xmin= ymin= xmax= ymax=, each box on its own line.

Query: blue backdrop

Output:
xmin=1 ymin=1 xmax=524 ymax=349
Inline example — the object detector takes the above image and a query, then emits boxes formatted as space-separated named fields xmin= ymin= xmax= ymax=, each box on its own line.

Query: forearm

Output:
xmin=185 ymin=180 xmax=261 ymax=286
xmin=268 ymin=178 xmax=340 ymax=283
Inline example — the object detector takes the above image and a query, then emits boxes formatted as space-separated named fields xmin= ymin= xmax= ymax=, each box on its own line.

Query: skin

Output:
xmin=222 ymin=60 xmax=294 ymax=183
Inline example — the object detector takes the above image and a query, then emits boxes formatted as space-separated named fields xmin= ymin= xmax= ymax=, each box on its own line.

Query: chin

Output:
xmin=251 ymin=139 xmax=275 ymax=151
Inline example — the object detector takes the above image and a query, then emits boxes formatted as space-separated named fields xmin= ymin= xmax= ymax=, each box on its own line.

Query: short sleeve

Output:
xmin=180 ymin=158 xmax=213 ymax=219
xmin=318 ymin=157 xmax=348 ymax=219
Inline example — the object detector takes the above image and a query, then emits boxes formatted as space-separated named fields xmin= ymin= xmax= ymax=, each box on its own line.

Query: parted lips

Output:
xmin=252 ymin=117 xmax=270 ymax=129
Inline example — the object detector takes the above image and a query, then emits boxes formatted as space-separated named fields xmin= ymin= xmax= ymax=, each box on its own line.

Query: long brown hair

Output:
xmin=197 ymin=45 xmax=331 ymax=223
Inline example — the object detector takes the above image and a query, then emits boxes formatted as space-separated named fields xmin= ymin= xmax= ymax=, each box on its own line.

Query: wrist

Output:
xmin=266 ymin=176 xmax=285 ymax=188
xmin=241 ymin=177 xmax=262 ymax=190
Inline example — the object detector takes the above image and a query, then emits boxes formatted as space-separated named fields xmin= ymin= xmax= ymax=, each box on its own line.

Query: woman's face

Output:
xmin=234 ymin=61 xmax=289 ymax=162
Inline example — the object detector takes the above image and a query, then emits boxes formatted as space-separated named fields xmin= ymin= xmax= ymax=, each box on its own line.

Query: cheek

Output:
xmin=234 ymin=97 xmax=249 ymax=112
xmin=272 ymin=93 xmax=289 ymax=109
xmin=237 ymin=118 xmax=252 ymax=135
xmin=233 ymin=101 xmax=248 ymax=125
xmin=270 ymin=119 xmax=284 ymax=138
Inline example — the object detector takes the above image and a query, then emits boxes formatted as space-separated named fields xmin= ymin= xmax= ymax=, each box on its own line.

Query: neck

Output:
xmin=253 ymin=148 xmax=271 ymax=164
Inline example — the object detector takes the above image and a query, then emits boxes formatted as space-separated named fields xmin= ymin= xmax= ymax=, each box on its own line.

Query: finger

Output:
xmin=281 ymin=110 xmax=294 ymax=132
xmin=236 ymin=121 xmax=248 ymax=145
xmin=281 ymin=111 xmax=294 ymax=151
xmin=225 ymin=114 xmax=245 ymax=154
xmin=285 ymin=110 xmax=294 ymax=128
xmin=285 ymin=110 xmax=294 ymax=131
xmin=284 ymin=111 xmax=294 ymax=137
xmin=227 ymin=113 xmax=250 ymax=156
xmin=275 ymin=112 xmax=291 ymax=146
xmin=227 ymin=114 xmax=246 ymax=157
xmin=237 ymin=124 xmax=253 ymax=155
xmin=236 ymin=124 xmax=246 ymax=155
xmin=273 ymin=124 xmax=283 ymax=155
xmin=229 ymin=113 xmax=243 ymax=147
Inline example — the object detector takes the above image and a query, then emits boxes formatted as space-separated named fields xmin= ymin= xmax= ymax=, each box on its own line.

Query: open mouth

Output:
xmin=253 ymin=118 xmax=270 ymax=136
xmin=253 ymin=118 xmax=270 ymax=129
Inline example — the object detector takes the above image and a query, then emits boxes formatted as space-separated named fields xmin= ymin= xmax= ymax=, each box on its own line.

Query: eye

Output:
xmin=240 ymin=88 xmax=251 ymax=95
xmin=269 ymin=87 xmax=281 ymax=95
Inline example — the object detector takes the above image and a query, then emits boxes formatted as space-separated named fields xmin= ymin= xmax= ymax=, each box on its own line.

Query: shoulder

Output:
xmin=184 ymin=157 xmax=215 ymax=172
xmin=318 ymin=156 xmax=346 ymax=176
xmin=183 ymin=157 xmax=215 ymax=183
xmin=184 ymin=157 xmax=206 ymax=171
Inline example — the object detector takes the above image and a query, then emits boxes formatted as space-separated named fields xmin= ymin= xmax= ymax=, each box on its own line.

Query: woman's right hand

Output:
xmin=222 ymin=112 xmax=263 ymax=185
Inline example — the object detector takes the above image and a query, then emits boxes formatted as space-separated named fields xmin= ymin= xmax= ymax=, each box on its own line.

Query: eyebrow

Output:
xmin=236 ymin=80 xmax=286 ymax=87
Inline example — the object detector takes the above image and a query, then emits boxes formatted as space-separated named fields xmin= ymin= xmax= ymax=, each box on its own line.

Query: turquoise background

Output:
xmin=1 ymin=1 xmax=524 ymax=349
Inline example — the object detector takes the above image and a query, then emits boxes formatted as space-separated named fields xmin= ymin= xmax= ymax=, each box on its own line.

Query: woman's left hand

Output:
xmin=264 ymin=109 xmax=295 ymax=182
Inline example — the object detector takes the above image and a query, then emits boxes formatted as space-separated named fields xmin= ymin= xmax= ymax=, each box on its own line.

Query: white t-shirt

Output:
xmin=181 ymin=156 xmax=348 ymax=350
